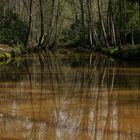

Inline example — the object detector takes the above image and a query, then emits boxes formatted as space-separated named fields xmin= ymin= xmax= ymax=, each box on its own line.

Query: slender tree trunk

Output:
xmin=87 ymin=0 xmax=98 ymax=46
xmin=79 ymin=0 xmax=86 ymax=40
xmin=42 ymin=0 xmax=55 ymax=49
xmin=38 ymin=0 xmax=44 ymax=46
xmin=97 ymin=0 xmax=109 ymax=47
xmin=107 ymin=0 xmax=116 ymax=47
xmin=24 ymin=0 xmax=33 ymax=48
xmin=131 ymin=25 xmax=134 ymax=46
xmin=73 ymin=0 xmax=78 ymax=22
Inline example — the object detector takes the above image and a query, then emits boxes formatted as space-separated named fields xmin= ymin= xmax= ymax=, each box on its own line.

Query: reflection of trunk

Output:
xmin=94 ymin=86 xmax=99 ymax=140
xmin=80 ymin=107 xmax=89 ymax=140
xmin=38 ymin=53 xmax=44 ymax=117
xmin=103 ymin=63 xmax=116 ymax=140
xmin=25 ymin=58 xmax=37 ymax=139
xmin=94 ymin=59 xmax=107 ymax=139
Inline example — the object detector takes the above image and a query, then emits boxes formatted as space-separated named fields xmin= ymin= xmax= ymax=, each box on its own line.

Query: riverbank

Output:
xmin=0 ymin=43 xmax=140 ymax=62
xmin=58 ymin=41 xmax=140 ymax=61
xmin=98 ymin=45 xmax=140 ymax=61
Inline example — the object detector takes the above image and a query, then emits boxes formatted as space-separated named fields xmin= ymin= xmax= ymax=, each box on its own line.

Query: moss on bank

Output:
xmin=0 ymin=52 xmax=11 ymax=60
xmin=0 ymin=44 xmax=23 ymax=61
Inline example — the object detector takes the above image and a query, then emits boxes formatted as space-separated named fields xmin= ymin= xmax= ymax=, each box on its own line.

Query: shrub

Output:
xmin=115 ymin=1 xmax=140 ymax=44
xmin=0 ymin=10 xmax=28 ymax=45
xmin=60 ymin=20 xmax=88 ymax=43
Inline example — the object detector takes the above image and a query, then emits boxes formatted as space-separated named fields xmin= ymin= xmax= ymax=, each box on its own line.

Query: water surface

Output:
xmin=0 ymin=50 xmax=140 ymax=140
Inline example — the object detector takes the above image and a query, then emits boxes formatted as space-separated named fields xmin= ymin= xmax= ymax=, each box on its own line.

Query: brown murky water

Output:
xmin=0 ymin=50 xmax=140 ymax=140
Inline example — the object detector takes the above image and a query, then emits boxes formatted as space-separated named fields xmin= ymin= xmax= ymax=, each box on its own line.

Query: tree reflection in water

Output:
xmin=0 ymin=50 xmax=140 ymax=140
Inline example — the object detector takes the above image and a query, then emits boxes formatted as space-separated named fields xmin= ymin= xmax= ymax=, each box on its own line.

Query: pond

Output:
xmin=0 ymin=49 xmax=140 ymax=140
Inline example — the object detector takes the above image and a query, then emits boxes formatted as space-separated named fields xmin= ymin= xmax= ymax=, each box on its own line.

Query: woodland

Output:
xmin=0 ymin=0 xmax=140 ymax=59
